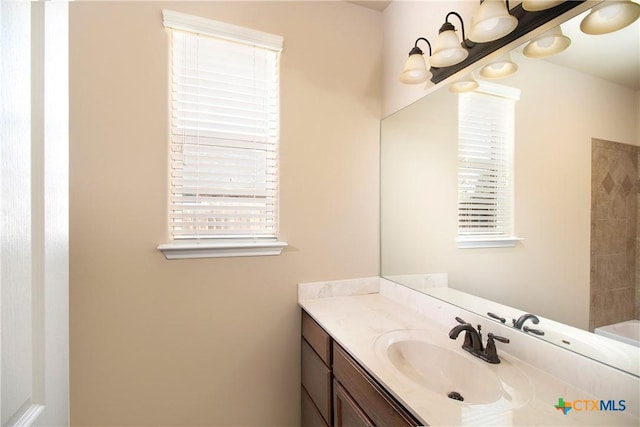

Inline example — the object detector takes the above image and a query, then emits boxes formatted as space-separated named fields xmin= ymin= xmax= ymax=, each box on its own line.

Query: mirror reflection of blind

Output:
xmin=168 ymin=24 xmax=281 ymax=240
xmin=458 ymin=90 xmax=515 ymax=237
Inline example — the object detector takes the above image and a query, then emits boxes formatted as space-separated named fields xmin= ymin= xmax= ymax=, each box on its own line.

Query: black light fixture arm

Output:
xmin=442 ymin=11 xmax=474 ymax=49
xmin=408 ymin=37 xmax=432 ymax=56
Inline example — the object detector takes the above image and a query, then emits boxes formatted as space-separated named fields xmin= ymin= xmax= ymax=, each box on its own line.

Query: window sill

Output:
xmin=456 ymin=236 xmax=522 ymax=249
xmin=157 ymin=240 xmax=288 ymax=259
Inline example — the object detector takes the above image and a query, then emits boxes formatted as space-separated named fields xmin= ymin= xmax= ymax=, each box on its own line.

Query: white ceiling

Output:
xmin=346 ymin=1 xmax=391 ymax=12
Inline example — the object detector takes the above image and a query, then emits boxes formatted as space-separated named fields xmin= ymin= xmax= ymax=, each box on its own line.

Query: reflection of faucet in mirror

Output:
xmin=488 ymin=312 xmax=506 ymax=323
xmin=512 ymin=314 xmax=546 ymax=338
xmin=523 ymin=325 xmax=545 ymax=336
xmin=512 ymin=313 xmax=540 ymax=329
xmin=491 ymin=311 xmax=545 ymax=335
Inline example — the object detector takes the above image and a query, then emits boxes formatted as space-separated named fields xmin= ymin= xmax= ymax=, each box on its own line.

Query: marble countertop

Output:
xmin=299 ymin=278 xmax=640 ymax=426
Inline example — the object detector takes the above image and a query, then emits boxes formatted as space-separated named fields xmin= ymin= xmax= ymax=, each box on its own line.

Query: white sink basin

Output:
xmin=374 ymin=329 xmax=533 ymax=408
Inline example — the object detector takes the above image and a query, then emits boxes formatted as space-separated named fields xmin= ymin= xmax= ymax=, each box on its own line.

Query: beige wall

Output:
xmin=69 ymin=1 xmax=381 ymax=425
xmin=382 ymin=54 xmax=639 ymax=330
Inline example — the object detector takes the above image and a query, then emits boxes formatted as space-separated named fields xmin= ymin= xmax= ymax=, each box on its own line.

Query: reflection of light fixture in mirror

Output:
xmin=431 ymin=12 xmax=472 ymax=68
xmin=522 ymin=0 xmax=565 ymax=12
xmin=479 ymin=53 xmax=518 ymax=78
xmin=449 ymin=75 xmax=480 ymax=92
xmin=469 ymin=0 xmax=518 ymax=43
xmin=400 ymin=38 xmax=432 ymax=84
xmin=523 ymin=25 xmax=571 ymax=58
xmin=580 ymin=0 xmax=640 ymax=35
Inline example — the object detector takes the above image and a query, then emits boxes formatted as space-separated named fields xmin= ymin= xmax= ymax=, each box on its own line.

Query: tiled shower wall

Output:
xmin=590 ymin=138 xmax=640 ymax=331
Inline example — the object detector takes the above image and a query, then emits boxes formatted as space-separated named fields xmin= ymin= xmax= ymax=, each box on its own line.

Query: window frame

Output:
xmin=157 ymin=10 xmax=287 ymax=259
xmin=456 ymin=81 xmax=522 ymax=249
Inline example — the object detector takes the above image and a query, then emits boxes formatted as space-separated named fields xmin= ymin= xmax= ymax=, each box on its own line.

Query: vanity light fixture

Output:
xmin=400 ymin=37 xmax=433 ymax=84
xmin=469 ymin=0 xmax=518 ymax=43
xmin=430 ymin=12 xmax=473 ymax=68
xmin=521 ymin=0 xmax=565 ymax=12
xmin=522 ymin=25 xmax=571 ymax=58
xmin=479 ymin=53 xmax=518 ymax=78
xmin=449 ymin=75 xmax=480 ymax=92
xmin=580 ymin=0 xmax=640 ymax=35
xmin=408 ymin=0 xmax=584 ymax=84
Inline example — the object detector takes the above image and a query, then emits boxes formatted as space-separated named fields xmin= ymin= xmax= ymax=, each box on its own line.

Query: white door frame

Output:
xmin=1 ymin=1 xmax=69 ymax=425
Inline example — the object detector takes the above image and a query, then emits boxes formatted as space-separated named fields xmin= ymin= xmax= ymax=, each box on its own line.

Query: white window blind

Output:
xmin=164 ymin=11 xmax=283 ymax=241
xmin=457 ymin=85 xmax=518 ymax=240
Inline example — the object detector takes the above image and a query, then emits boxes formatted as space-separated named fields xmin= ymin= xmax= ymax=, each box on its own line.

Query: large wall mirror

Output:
xmin=381 ymin=3 xmax=639 ymax=376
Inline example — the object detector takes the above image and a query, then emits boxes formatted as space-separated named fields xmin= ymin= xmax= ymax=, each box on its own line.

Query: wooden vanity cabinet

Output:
xmin=301 ymin=310 xmax=422 ymax=427
xmin=302 ymin=311 xmax=332 ymax=426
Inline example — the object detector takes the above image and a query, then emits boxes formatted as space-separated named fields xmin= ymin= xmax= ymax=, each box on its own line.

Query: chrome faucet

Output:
xmin=512 ymin=313 xmax=540 ymax=329
xmin=449 ymin=318 xmax=510 ymax=364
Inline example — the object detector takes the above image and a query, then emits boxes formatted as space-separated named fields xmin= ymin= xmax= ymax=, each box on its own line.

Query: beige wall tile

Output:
xmin=590 ymin=139 xmax=640 ymax=329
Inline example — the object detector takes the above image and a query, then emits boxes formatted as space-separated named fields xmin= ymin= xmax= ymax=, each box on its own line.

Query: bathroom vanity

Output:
xmin=302 ymin=310 xmax=419 ymax=426
xmin=299 ymin=278 xmax=640 ymax=426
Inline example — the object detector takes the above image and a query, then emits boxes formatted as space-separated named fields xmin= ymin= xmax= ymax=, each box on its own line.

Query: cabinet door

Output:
xmin=334 ymin=381 xmax=374 ymax=427
xmin=333 ymin=344 xmax=421 ymax=427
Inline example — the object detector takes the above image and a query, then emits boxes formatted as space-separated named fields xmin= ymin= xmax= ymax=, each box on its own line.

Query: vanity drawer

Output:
xmin=302 ymin=339 xmax=332 ymax=424
xmin=302 ymin=386 xmax=329 ymax=427
xmin=302 ymin=310 xmax=331 ymax=365
xmin=332 ymin=343 xmax=421 ymax=427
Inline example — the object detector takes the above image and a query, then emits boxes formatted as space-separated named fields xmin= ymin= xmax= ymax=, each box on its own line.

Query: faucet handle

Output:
xmin=455 ymin=316 xmax=467 ymax=324
xmin=483 ymin=333 xmax=510 ymax=364
xmin=487 ymin=312 xmax=506 ymax=323
xmin=488 ymin=333 xmax=509 ymax=344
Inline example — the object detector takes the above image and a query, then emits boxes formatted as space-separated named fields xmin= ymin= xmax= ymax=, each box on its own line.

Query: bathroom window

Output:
xmin=158 ymin=11 xmax=287 ymax=259
xmin=457 ymin=83 xmax=521 ymax=249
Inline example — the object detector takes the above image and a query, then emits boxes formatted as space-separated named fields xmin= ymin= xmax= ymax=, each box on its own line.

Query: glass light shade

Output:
xmin=469 ymin=0 xmax=518 ymax=43
xmin=400 ymin=53 xmax=432 ymax=84
xmin=523 ymin=26 xmax=571 ymax=58
xmin=522 ymin=1 xmax=565 ymax=12
xmin=430 ymin=29 xmax=469 ymax=67
xmin=449 ymin=76 xmax=479 ymax=93
xmin=479 ymin=54 xmax=518 ymax=79
xmin=580 ymin=0 xmax=640 ymax=35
